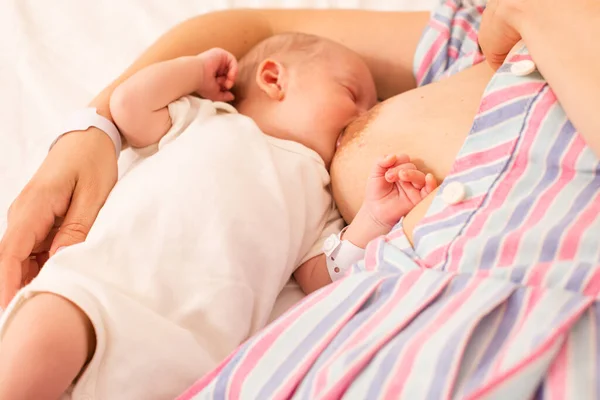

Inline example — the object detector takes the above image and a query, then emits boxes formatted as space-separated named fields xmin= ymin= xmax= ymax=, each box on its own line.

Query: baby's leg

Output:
xmin=0 ymin=293 xmax=95 ymax=399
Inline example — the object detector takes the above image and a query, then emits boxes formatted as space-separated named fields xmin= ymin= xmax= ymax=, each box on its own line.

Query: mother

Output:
xmin=1 ymin=0 xmax=599 ymax=397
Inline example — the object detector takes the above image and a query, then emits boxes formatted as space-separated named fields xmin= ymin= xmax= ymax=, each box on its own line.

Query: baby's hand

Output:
xmin=196 ymin=48 xmax=238 ymax=102
xmin=364 ymin=154 xmax=438 ymax=229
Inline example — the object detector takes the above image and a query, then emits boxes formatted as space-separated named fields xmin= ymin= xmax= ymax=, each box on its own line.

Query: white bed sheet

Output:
xmin=0 ymin=0 xmax=435 ymax=317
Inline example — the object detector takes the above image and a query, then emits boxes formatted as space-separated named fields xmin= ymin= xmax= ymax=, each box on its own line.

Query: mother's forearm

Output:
xmin=90 ymin=10 xmax=274 ymax=119
xmin=517 ymin=0 xmax=600 ymax=156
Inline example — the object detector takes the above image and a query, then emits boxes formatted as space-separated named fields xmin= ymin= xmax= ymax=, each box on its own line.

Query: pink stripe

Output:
xmin=497 ymin=135 xmax=585 ymax=267
xmin=583 ymin=267 xmax=600 ymax=297
xmin=489 ymin=288 xmax=544 ymax=376
xmin=558 ymin=190 xmax=600 ymax=260
xmin=452 ymin=15 xmax=479 ymax=43
xmin=452 ymin=141 xmax=514 ymax=174
xmin=430 ymin=17 xmax=450 ymax=33
xmin=228 ymin=283 xmax=339 ymax=398
xmin=422 ymin=244 xmax=451 ymax=269
xmin=363 ymin=238 xmax=384 ymax=272
xmin=465 ymin=298 xmax=592 ymax=400
xmin=273 ymin=283 xmax=383 ymax=399
xmin=467 ymin=29 xmax=478 ymax=43
xmin=418 ymin=195 xmax=484 ymax=226
xmin=313 ymin=270 xmax=424 ymax=396
xmin=452 ymin=16 xmax=476 ymax=33
xmin=479 ymin=82 xmax=545 ymax=114
xmin=444 ymin=281 xmax=511 ymax=398
xmin=448 ymin=46 xmax=459 ymax=60
xmin=545 ymin=334 xmax=569 ymax=400
xmin=451 ymin=16 xmax=479 ymax=44
xmin=446 ymin=0 xmax=458 ymax=12
xmin=524 ymin=262 xmax=553 ymax=288
xmin=176 ymin=352 xmax=237 ymax=400
xmin=323 ymin=275 xmax=455 ymax=399
xmin=382 ymin=277 xmax=483 ymax=399
xmin=583 ymin=265 xmax=600 ymax=297
xmin=510 ymin=54 xmax=533 ymax=63
xmin=416 ymin=33 xmax=449 ymax=84
xmin=446 ymin=89 xmax=555 ymax=272
xmin=386 ymin=227 xmax=409 ymax=241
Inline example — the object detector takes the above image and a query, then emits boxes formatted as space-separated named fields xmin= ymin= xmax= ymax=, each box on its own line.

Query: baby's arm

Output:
xmin=109 ymin=48 xmax=237 ymax=148
xmin=295 ymin=154 xmax=437 ymax=294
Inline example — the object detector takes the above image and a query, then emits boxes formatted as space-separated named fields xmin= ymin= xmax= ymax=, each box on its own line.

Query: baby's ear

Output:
xmin=256 ymin=59 xmax=287 ymax=101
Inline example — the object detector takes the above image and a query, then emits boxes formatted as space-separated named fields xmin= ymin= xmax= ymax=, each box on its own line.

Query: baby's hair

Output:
xmin=233 ymin=32 xmax=329 ymax=105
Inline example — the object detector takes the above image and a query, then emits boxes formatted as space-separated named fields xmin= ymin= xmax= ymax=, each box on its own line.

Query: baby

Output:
xmin=0 ymin=34 xmax=436 ymax=399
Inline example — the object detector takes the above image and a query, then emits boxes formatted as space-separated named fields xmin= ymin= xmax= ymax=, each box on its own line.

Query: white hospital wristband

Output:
xmin=322 ymin=227 xmax=365 ymax=282
xmin=49 ymin=108 xmax=122 ymax=158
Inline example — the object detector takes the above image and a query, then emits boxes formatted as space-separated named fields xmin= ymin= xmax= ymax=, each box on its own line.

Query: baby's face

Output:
xmin=284 ymin=46 xmax=377 ymax=164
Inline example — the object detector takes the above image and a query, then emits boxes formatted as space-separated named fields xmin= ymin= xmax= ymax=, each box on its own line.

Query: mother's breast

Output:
xmin=330 ymin=63 xmax=494 ymax=227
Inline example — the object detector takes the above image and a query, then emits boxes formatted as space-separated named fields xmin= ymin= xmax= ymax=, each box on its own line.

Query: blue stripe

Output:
xmin=425 ymin=282 xmax=514 ymax=400
xmin=471 ymin=98 xmax=532 ymax=134
xmin=462 ymin=288 xmax=525 ymax=395
xmin=478 ymin=120 xmax=573 ymax=268
xmin=510 ymin=266 xmax=527 ymax=284
xmin=364 ymin=274 xmax=470 ymax=398
xmin=453 ymin=6 xmax=483 ymax=29
xmin=420 ymin=41 xmax=449 ymax=86
xmin=256 ymin=275 xmax=382 ymax=397
xmin=295 ymin=276 xmax=399 ymax=397
xmin=415 ymin=210 xmax=472 ymax=241
xmin=565 ymin=263 xmax=594 ymax=292
xmin=540 ymin=173 xmax=600 ymax=262
xmin=449 ymin=159 xmax=507 ymax=184
xmin=213 ymin=340 xmax=254 ymax=398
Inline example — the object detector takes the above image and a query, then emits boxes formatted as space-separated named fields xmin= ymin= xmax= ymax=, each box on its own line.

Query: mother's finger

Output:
xmin=0 ymin=195 xmax=57 ymax=307
xmin=0 ymin=223 xmax=36 ymax=307
xmin=0 ymin=254 xmax=24 ymax=308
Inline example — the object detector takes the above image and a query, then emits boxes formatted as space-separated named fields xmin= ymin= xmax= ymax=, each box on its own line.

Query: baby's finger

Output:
xmin=400 ymin=181 xmax=423 ymax=205
xmin=378 ymin=154 xmax=397 ymax=168
xmin=398 ymin=169 xmax=426 ymax=189
xmin=421 ymin=173 xmax=438 ymax=196
xmin=371 ymin=155 xmax=397 ymax=180
xmin=384 ymin=162 xmax=416 ymax=182
xmin=226 ymin=59 xmax=238 ymax=89
xmin=216 ymin=76 xmax=231 ymax=91
xmin=217 ymin=91 xmax=235 ymax=102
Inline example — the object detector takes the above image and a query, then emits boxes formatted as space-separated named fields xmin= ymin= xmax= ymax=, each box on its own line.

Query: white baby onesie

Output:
xmin=0 ymin=96 xmax=343 ymax=400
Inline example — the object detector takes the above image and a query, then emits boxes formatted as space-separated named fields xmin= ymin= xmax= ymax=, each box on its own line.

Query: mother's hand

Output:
xmin=0 ymin=129 xmax=117 ymax=307
xmin=478 ymin=0 xmax=527 ymax=70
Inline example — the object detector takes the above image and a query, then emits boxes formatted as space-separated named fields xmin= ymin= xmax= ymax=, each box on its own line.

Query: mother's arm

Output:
xmin=92 ymin=8 xmax=430 ymax=118
xmin=480 ymin=0 xmax=600 ymax=157
xmin=0 ymin=8 xmax=429 ymax=307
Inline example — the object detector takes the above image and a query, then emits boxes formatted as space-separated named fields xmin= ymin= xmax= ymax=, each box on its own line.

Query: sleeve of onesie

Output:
xmin=130 ymin=95 xmax=215 ymax=156
xmin=299 ymin=205 xmax=345 ymax=265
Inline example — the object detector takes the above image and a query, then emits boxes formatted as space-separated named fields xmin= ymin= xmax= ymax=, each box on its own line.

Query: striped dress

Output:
xmin=178 ymin=1 xmax=600 ymax=398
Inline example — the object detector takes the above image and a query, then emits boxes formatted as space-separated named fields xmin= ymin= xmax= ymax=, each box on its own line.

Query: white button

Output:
xmin=442 ymin=182 xmax=466 ymax=205
xmin=511 ymin=60 xmax=536 ymax=76
xmin=323 ymin=236 xmax=336 ymax=253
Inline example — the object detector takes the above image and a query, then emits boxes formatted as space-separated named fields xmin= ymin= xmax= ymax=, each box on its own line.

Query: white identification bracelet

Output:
xmin=322 ymin=227 xmax=365 ymax=282
xmin=49 ymin=108 xmax=122 ymax=158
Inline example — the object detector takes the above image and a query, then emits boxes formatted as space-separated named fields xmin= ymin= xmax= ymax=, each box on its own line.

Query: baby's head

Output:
xmin=233 ymin=33 xmax=377 ymax=167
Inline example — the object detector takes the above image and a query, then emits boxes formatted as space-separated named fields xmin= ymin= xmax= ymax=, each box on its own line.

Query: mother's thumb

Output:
xmin=49 ymin=184 xmax=104 ymax=255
